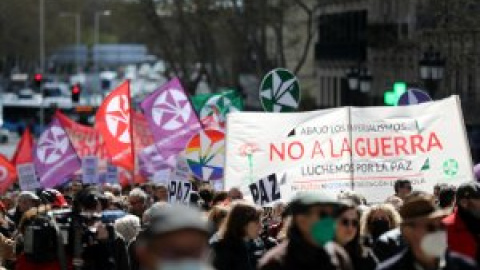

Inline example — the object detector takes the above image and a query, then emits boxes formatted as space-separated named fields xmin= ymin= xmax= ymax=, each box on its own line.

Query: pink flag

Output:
xmin=141 ymin=78 xmax=202 ymax=152
xmin=33 ymin=118 xmax=81 ymax=188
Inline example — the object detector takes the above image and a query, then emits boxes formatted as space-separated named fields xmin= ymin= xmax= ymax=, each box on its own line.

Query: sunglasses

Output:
xmin=340 ymin=218 xmax=359 ymax=228
xmin=311 ymin=209 xmax=334 ymax=219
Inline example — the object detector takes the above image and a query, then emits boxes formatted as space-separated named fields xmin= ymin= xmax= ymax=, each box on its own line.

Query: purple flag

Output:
xmin=33 ymin=118 xmax=81 ymax=188
xmin=138 ymin=144 xmax=177 ymax=178
xmin=141 ymin=78 xmax=202 ymax=152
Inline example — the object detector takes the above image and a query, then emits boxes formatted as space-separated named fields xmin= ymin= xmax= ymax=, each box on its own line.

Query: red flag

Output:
xmin=0 ymin=154 xmax=17 ymax=194
xmin=11 ymin=128 xmax=34 ymax=166
xmin=95 ymin=81 xmax=134 ymax=171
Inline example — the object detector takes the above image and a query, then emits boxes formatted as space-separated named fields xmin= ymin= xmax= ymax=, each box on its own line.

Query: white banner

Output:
xmin=17 ymin=163 xmax=40 ymax=191
xmin=225 ymin=96 xmax=473 ymax=203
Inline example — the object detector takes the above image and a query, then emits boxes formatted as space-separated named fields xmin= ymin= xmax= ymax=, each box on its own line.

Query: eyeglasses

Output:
xmin=340 ymin=218 xmax=359 ymax=228
xmin=311 ymin=209 xmax=334 ymax=219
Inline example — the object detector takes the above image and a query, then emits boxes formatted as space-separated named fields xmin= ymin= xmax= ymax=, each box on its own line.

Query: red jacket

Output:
xmin=443 ymin=208 xmax=478 ymax=260
xmin=15 ymin=253 xmax=73 ymax=270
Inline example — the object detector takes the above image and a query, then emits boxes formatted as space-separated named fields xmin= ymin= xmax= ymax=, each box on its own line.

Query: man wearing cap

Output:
xmin=443 ymin=181 xmax=480 ymax=265
xmin=258 ymin=191 xmax=352 ymax=270
xmin=9 ymin=191 xmax=40 ymax=226
xmin=134 ymin=204 xmax=213 ymax=270
xmin=377 ymin=192 xmax=477 ymax=270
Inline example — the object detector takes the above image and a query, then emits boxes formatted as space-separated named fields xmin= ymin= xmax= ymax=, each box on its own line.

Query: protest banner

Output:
xmin=225 ymin=96 xmax=473 ymax=203
xmin=249 ymin=173 xmax=282 ymax=206
xmin=17 ymin=163 xmax=39 ymax=191
xmin=82 ymin=156 xmax=99 ymax=184
xmin=104 ymin=163 xmax=119 ymax=184
xmin=168 ymin=179 xmax=192 ymax=204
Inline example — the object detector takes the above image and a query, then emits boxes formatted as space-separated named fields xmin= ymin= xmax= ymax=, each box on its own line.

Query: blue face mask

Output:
xmin=310 ymin=217 xmax=337 ymax=246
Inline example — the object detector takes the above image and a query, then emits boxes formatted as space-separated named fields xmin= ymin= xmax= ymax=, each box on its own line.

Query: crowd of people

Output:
xmin=0 ymin=179 xmax=477 ymax=270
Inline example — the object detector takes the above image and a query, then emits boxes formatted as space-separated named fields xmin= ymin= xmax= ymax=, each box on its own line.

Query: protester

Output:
xmin=152 ymin=183 xmax=169 ymax=202
xmin=70 ymin=187 xmax=130 ymax=270
xmin=207 ymin=205 xmax=229 ymax=235
xmin=211 ymin=191 xmax=229 ymax=206
xmin=211 ymin=201 xmax=265 ymax=270
xmin=360 ymin=204 xmax=401 ymax=246
xmin=384 ymin=196 xmax=403 ymax=211
xmin=128 ymin=188 xmax=149 ymax=218
xmin=335 ymin=201 xmax=378 ymax=270
xmin=199 ymin=187 xmax=215 ymax=211
xmin=438 ymin=185 xmax=456 ymax=210
xmin=227 ymin=187 xmax=243 ymax=201
xmin=258 ymin=191 xmax=352 ymax=270
xmin=114 ymin=214 xmax=141 ymax=243
xmin=393 ymin=179 xmax=412 ymax=200
xmin=377 ymin=192 xmax=477 ymax=270
xmin=9 ymin=191 xmax=40 ymax=226
xmin=443 ymin=181 xmax=480 ymax=265
xmin=134 ymin=204 xmax=213 ymax=270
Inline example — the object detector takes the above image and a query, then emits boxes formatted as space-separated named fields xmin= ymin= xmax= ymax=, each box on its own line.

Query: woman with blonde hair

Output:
xmin=360 ymin=203 xmax=402 ymax=245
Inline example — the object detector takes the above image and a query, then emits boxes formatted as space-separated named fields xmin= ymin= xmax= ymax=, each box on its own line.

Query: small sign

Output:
xmin=168 ymin=179 xmax=192 ymax=204
xmin=105 ymin=163 xmax=118 ymax=184
xmin=17 ymin=163 xmax=40 ymax=191
xmin=82 ymin=156 xmax=98 ymax=184
xmin=259 ymin=68 xmax=301 ymax=112
xmin=173 ymin=155 xmax=191 ymax=182
xmin=249 ymin=173 xmax=282 ymax=206
xmin=153 ymin=169 xmax=171 ymax=185
xmin=397 ymin=89 xmax=432 ymax=106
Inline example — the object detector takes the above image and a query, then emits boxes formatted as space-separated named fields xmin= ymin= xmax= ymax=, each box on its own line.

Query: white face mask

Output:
xmin=420 ymin=231 xmax=448 ymax=258
xmin=158 ymin=260 xmax=209 ymax=270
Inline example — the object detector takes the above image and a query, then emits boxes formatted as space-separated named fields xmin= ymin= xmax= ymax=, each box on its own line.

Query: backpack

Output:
xmin=23 ymin=213 xmax=65 ymax=264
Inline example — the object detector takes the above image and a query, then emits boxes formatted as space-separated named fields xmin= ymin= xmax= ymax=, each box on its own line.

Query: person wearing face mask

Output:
xmin=377 ymin=192 xmax=477 ymax=270
xmin=360 ymin=204 xmax=401 ymax=247
xmin=134 ymin=204 xmax=213 ymax=270
xmin=335 ymin=201 xmax=378 ymax=270
xmin=258 ymin=191 xmax=352 ymax=270
xmin=443 ymin=181 xmax=480 ymax=265
xmin=211 ymin=201 xmax=265 ymax=270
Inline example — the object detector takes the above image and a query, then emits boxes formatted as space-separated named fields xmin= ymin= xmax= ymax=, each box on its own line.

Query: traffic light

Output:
xmin=33 ymin=73 xmax=43 ymax=89
xmin=384 ymin=81 xmax=407 ymax=106
xmin=71 ymin=84 xmax=81 ymax=103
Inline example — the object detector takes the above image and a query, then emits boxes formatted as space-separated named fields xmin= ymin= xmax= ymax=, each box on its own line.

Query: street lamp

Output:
xmin=419 ymin=46 xmax=446 ymax=96
xmin=347 ymin=67 xmax=360 ymax=91
xmin=359 ymin=68 xmax=373 ymax=93
xmin=94 ymin=10 xmax=111 ymax=70
xmin=93 ymin=10 xmax=111 ymax=99
xmin=346 ymin=66 xmax=373 ymax=106
xmin=60 ymin=12 xmax=81 ymax=72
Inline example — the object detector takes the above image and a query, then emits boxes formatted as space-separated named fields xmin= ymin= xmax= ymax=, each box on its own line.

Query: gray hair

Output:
xmin=129 ymin=188 xmax=148 ymax=202
xmin=114 ymin=214 xmax=141 ymax=243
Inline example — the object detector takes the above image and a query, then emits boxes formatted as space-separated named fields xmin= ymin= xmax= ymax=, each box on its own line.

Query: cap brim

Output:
xmin=402 ymin=209 xmax=449 ymax=223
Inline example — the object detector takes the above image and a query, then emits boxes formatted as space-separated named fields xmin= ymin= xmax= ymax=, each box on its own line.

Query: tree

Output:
xmin=138 ymin=0 xmax=320 ymax=93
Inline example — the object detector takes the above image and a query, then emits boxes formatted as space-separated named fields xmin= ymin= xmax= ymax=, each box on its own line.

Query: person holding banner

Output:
xmin=258 ymin=191 xmax=352 ymax=270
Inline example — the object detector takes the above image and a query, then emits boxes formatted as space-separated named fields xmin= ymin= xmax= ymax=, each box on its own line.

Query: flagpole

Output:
xmin=127 ymin=80 xmax=136 ymax=184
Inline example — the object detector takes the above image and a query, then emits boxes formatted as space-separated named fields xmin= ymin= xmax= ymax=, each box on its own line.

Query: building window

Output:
xmin=468 ymin=73 xmax=475 ymax=99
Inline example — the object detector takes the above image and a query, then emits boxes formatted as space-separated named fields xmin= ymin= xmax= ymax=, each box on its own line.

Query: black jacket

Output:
xmin=373 ymin=228 xmax=406 ymax=262
xmin=376 ymin=249 xmax=477 ymax=270
xmin=258 ymin=228 xmax=352 ymax=270
xmin=211 ymin=237 xmax=265 ymax=270
xmin=348 ymin=247 xmax=378 ymax=270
